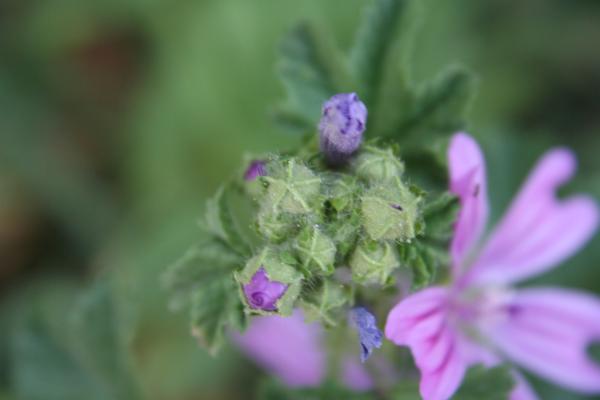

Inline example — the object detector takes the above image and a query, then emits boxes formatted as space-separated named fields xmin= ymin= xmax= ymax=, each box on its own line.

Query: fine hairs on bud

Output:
xmin=319 ymin=93 xmax=367 ymax=166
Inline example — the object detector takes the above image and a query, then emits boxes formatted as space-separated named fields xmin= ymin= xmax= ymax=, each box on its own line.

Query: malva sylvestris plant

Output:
xmin=386 ymin=133 xmax=600 ymax=400
xmin=163 ymin=0 xmax=600 ymax=398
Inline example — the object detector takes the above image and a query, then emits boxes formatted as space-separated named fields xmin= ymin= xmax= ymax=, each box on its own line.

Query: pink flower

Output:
xmin=385 ymin=133 xmax=600 ymax=400
xmin=232 ymin=309 xmax=376 ymax=390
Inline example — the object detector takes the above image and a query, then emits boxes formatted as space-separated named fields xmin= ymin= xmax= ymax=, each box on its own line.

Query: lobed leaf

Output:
xmin=276 ymin=23 xmax=352 ymax=132
xmin=190 ymin=275 xmax=246 ymax=356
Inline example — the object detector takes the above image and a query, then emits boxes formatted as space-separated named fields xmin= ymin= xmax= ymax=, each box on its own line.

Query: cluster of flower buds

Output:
xmin=237 ymin=93 xmax=421 ymax=317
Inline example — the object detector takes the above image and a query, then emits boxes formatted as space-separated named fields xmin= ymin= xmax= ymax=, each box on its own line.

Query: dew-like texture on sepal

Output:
xmin=319 ymin=93 xmax=367 ymax=166
xmin=360 ymin=181 xmax=420 ymax=242
xmin=353 ymin=145 xmax=404 ymax=183
xmin=328 ymin=211 xmax=362 ymax=259
xmin=256 ymin=209 xmax=299 ymax=243
xmin=293 ymin=225 xmax=337 ymax=276
xmin=349 ymin=240 xmax=400 ymax=285
xmin=326 ymin=174 xmax=359 ymax=213
xmin=262 ymin=158 xmax=322 ymax=214
xmin=301 ymin=279 xmax=350 ymax=327
xmin=235 ymin=248 xmax=302 ymax=316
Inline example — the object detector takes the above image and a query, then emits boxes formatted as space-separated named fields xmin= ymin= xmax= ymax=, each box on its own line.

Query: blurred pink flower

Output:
xmin=232 ymin=309 xmax=374 ymax=390
xmin=385 ymin=132 xmax=600 ymax=400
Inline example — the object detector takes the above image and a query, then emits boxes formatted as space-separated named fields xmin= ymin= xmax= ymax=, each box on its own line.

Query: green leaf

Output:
xmin=9 ymin=279 xmax=141 ymax=400
xmin=350 ymin=0 xmax=411 ymax=106
xmin=276 ymin=23 xmax=352 ymax=132
xmin=165 ymin=238 xmax=245 ymax=354
xmin=301 ymin=279 xmax=350 ymax=327
xmin=205 ymin=184 xmax=251 ymax=256
xmin=11 ymin=319 xmax=106 ymax=400
xmin=68 ymin=281 xmax=141 ymax=400
xmin=422 ymin=191 xmax=459 ymax=242
xmin=398 ymin=240 xmax=446 ymax=289
xmin=453 ymin=365 xmax=515 ymax=400
xmin=392 ymin=67 xmax=475 ymax=141
xmin=190 ymin=275 xmax=245 ymax=356
xmin=163 ymin=238 xmax=242 ymax=310
xmin=258 ymin=378 xmax=373 ymax=400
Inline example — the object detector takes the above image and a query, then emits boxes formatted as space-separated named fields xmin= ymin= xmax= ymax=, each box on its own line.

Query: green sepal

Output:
xmin=353 ymin=145 xmax=405 ymax=183
xmin=262 ymin=158 xmax=321 ymax=215
xmin=326 ymin=174 xmax=359 ymax=213
xmin=256 ymin=208 xmax=302 ymax=243
xmin=328 ymin=210 xmax=362 ymax=260
xmin=300 ymin=279 xmax=350 ymax=327
xmin=234 ymin=247 xmax=303 ymax=316
xmin=350 ymin=240 xmax=400 ymax=285
xmin=293 ymin=225 xmax=337 ymax=276
xmin=360 ymin=180 xmax=420 ymax=241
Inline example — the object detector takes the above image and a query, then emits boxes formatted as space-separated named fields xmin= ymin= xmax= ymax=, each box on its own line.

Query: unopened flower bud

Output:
xmin=354 ymin=146 xmax=404 ymax=183
xmin=293 ymin=226 xmax=337 ymax=276
xmin=242 ymin=267 xmax=287 ymax=311
xmin=350 ymin=307 xmax=383 ymax=362
xmin=361 ymin=182 xmax=420 ymax=242
xmin=235 ymin=248 xmax=302 ymax=316
xmin=244 ymin=160 xmax=267 ymax=181
xmin=263 ymin=159 xmax=321 ymax=214
xmin=319 ymin=93 xmax=367 ymax=166
xmin=350 ymin=241 xmax=400 ymax=285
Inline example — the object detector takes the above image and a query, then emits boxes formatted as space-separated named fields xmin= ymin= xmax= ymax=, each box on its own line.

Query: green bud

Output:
xmin=350 ymin=240 xmax=400 ymax=285
xmin=328 ymin=211 xmax=361 ymax=258
xmin=293 ymin=226 xmax=336 ymax=276
xmin=234 ymin=247 xmax=302 ymax=316
xmin=327 ymin=175 xmax=359 ymax=212
xmin=361 ymin=180 xmax=420 ymax=241
xmin=353 ymin=146 xmax=404 ymax=183
xmin=263 ymin=158 xmax=321 ymax=214
xmin=256 ymin=207 xmax=299 ymax=243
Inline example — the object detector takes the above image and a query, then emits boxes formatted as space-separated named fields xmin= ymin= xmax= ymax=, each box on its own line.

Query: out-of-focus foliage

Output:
xmin=0 ymin=0 xmax=599 ymax=399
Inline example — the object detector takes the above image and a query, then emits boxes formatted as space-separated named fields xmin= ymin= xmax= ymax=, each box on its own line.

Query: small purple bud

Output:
xmin=319 ymin=93 xmax=367 ymax=166
xmin=244 ymin=160 xmax=267 ymax=181
xmin=243 ymin=267 xmax=288 ymax=311
xmin=350 ymin=307 xmax=383 ymax=362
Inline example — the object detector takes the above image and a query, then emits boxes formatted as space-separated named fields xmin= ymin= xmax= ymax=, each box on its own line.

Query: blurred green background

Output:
xmin=0 ymin=0 xmax=599 ymax=399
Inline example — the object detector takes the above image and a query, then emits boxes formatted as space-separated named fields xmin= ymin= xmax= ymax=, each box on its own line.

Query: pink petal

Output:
xmin=466 ymin=148 xmax=599 ymax=285
xmin=232 ymin=309 xmax=326 ymax=387
xmin=448 ymin=133 xmax=489 ymax=277
xmin=510 ymin=373 xmax=539 ymax=400
xmin=386 ymin=287 xmax=478 ymax=400
xmin=484 ymin=288 xmax=600 ymax=393
xmin=340 ymin=357 xmax=373 ymax=391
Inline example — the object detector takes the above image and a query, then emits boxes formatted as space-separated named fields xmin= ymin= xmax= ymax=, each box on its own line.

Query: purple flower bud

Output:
xmin=350 ymin=307 xmax=383 ymax=362
xmin=243 ymin=267 xmax=288 ymax=311
xmin=319 ymin=93 xmax=367 ymax=166
xmin=244 ymin=160 xmax=267 ymax=181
